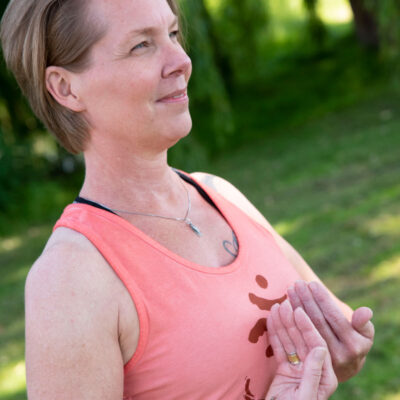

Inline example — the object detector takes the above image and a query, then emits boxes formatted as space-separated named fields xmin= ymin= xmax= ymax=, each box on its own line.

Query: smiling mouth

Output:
xmin=170 ymin=93 xmax=186 ymax=99
xmin=157 ymin=91 xmax=188 ymax=103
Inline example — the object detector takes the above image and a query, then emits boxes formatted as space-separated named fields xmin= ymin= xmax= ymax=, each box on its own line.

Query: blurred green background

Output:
xmin=1 ymin=0 xmax=400 ymax=398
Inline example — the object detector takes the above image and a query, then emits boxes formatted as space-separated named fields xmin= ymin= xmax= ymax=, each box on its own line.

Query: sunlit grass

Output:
xmin=0 ymin=237 xmax=23 ymax=253
xmin=274 ymin=217 xmax=307 ymax=237
xmin=0 ymin=223 xmax=52 ymax=399
xmin=384 ymin=393 xmax=400 ymax=400
xmin=365 ymin=214 xmax=400 ymax=237
xmin=370 ymin=254 xmax=400 ymax=282
xmin=0 ymin=361 xmax=26 ymax=396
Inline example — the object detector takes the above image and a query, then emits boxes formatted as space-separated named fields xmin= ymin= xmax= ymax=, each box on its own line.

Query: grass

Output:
xmin=1 ymin=86 xmax=400 ymax=398
xmin=207 ymin=90 xmax=400 ymax=399
xmin=0 ymin=225 xmax=52 ymax=400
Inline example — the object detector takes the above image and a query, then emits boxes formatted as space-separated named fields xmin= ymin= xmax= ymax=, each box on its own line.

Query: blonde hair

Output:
xmin=0 ymin=0 xmax=180 ymax=154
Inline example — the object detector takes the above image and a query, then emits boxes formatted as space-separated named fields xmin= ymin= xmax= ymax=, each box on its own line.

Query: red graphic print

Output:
xmin=243 ymin=377 xmax=265 ymax=400
xmin=248 ymin=274 xmax=287 ymax=357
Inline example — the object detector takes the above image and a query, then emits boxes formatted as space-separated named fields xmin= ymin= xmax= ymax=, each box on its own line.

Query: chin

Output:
xmin=164 ymin=113 xmax=192 ymax=144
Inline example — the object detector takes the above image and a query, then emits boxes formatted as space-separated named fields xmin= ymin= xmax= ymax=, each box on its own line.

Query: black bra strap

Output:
xmin=74 ymin=170 xmax=220 ymax=215
xmin=74 ymin=196 xmax=118 ymax=215
xmin=174 ymin=170 xmax=220 ymax=213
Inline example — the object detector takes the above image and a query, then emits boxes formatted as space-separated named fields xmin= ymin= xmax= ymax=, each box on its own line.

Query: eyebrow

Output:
xmin=124 ymin=16 xmax=178 ymax=40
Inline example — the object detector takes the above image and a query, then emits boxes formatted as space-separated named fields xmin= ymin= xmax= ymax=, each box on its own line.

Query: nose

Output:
xmin=162 ymin=42 xmax=192 ymax=80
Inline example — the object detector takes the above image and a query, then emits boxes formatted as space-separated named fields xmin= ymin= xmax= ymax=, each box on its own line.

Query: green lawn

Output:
xmin=209 ymin=91 xmax=400 ymax=399
xmin=1 ymin=89 xmax=400 ymax=399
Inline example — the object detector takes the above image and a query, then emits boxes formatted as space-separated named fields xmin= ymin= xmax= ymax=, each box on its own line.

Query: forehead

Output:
xmin=89 ymin=0 xmax=176 ymax=39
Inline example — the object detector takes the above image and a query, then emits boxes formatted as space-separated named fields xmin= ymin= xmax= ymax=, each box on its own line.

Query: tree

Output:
xmin=348 ymin=0 xmax=379 ymax=48
xmin=348 ymin=0 xmax=400 ymax=62
xmin=303 ymin=0 xmax=327 ymax=49
xmin=213 ymin=0 xmax=268 ymax=84
xmin=177 ymin=0 xmax=234 ymax=154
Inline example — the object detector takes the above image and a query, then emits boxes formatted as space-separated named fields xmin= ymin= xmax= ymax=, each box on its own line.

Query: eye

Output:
xmin=169 ymin=30 xmax=180 ymax=40
xmin=131 ymin=41 xmax=149 ymax=52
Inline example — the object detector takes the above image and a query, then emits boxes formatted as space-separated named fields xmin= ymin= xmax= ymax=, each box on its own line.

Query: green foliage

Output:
xmin=352 ymin=0 xmax=400 ymax=61
xmin=176 ymin=0 xmax=234 ymax=156
xmin=0 ymin=126 xmax=35 ymax=215
xmin=212 ymin=0 xmax=268 ymax=83
xmin=302 ymin=0 xmax=327 ymax=49
xmin=374 ymin=1 xmax=400 ymax=61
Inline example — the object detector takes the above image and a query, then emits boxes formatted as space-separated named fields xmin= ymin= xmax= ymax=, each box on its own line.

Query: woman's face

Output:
xmin=75 ymin=0 xmax=192 ymax=154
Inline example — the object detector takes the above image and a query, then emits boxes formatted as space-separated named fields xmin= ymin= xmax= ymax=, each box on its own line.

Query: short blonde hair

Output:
xmin=0 ymin=0 xmax=180 ymax=154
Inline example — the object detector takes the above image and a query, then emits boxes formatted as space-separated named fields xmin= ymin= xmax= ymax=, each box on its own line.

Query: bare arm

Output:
xmin=25 ymin=230 xmax=126 ymax=399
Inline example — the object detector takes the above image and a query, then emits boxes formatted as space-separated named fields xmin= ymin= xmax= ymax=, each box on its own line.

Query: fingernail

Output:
xmin=294 ymin=307 xmax=305 ymax=316
xmin=271 ymin=303 xmax=279 ymax=312
xmin=295 ymin=280 xmax=306 ymax=288
xmin=281 ymin=299 xmax=292 ymax=310
xmin=364 ymin=307 xmax=373 ymax=319
xmin=308 ymin=281 xmax=319 ymax=291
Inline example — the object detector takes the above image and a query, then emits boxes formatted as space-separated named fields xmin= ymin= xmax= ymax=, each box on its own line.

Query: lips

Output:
xmin=157 ymin=88 xmax=187 ymax=102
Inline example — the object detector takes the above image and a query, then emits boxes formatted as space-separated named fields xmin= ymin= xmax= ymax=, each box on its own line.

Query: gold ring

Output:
xmin=287 ymin=352 xmax=300 ymax=365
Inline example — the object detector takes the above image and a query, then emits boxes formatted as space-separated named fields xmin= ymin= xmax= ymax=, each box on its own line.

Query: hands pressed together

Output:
xmin=265 ymin=281 xmax=374 ymax=400
xmin=288 ymin=281 xmax=374 ymax=382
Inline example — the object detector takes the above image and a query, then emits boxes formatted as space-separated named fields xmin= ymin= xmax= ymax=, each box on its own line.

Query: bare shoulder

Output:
xmin=191 ymin=172 xmax=274 ymax=230
xmin=191 ymin=172 xmax=327 ymax=284
xmin=25 ymin=228 xmax=131 ymax=399
xmin=27 ymin=227 xmax=117 ymax=309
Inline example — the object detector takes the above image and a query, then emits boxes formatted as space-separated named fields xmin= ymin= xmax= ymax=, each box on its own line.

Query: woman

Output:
xmin=0 ymin=0 xmax=374 ymax=398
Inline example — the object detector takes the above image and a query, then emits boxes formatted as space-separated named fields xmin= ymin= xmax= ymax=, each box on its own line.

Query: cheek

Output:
xmin=125 ymin=67 xmax=160 ymax=103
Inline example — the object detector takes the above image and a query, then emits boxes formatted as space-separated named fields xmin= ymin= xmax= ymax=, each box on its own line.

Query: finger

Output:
xmin=321 ymin=346 xmax=338 ymax=395
xmin=307 ymin=281 xmax=353 ymax=342
xmin=295 ymin=281 xmax=340 ymax=346
xmin=288 ymin=285 xmax=303 ymax=310
xmin=267 ymin=305 xmax=290 ymax=364
xmin=270 ymin=303 xmax=297 ymax=356
xmin=351 ymin=307 xmax=375 ymax=339
xmin=297 ymin=347 xmax=327 ymax=400
xmin=278 ymin=300 xmax=308 ymax=362
xmin=293 ymin=307 xmax=326 ymax=349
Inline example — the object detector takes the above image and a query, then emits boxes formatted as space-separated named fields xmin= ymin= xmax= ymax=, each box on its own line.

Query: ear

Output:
xmin=45 ymin=66 xmax=86 ymax=112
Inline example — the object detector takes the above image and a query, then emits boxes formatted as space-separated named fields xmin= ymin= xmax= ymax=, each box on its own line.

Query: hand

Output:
xmin=288 ymin=281 xmax=375 ymax=382
xmin=265 ymin=300 xmax=338 ymax=400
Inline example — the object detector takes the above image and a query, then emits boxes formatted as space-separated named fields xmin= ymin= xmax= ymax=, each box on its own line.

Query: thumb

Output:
xmin=296 ymin=347 xmax=327 ymax=400
xmin=352 ymin=307 xmax=375 ymax=339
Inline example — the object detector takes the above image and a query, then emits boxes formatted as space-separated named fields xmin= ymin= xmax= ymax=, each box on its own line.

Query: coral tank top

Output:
xmin=54 ymin=174 xmax=301 ymax=400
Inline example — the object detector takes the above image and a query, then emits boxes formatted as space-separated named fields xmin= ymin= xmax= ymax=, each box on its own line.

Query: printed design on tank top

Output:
xmin=244 ymin=276 xmax=288 ymax=400
xmin=243 ymin=377 xmax=264 ymax=400
xmin=248 ymin=275 xmax=287 ymax=357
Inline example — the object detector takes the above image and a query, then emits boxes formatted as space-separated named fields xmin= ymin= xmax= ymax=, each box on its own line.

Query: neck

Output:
xmin=80 ymin=144 xmax=184 ymax=212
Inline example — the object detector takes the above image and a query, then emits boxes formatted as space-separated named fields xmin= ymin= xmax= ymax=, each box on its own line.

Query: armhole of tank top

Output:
xmin=53 ymin=219 xmax=150 ymax=371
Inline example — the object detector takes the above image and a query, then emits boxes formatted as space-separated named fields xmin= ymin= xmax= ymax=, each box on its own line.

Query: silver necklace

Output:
xmin=107 ymin=180 xmax=202 ymax=237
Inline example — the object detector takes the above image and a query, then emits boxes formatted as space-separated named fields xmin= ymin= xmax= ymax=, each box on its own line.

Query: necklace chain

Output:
xmin=106 ymin=179 xmax=202 ymax=237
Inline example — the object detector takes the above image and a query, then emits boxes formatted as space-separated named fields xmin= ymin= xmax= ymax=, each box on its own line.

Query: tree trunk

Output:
xmin=349 ymin=0 xmax=379 ymax=48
